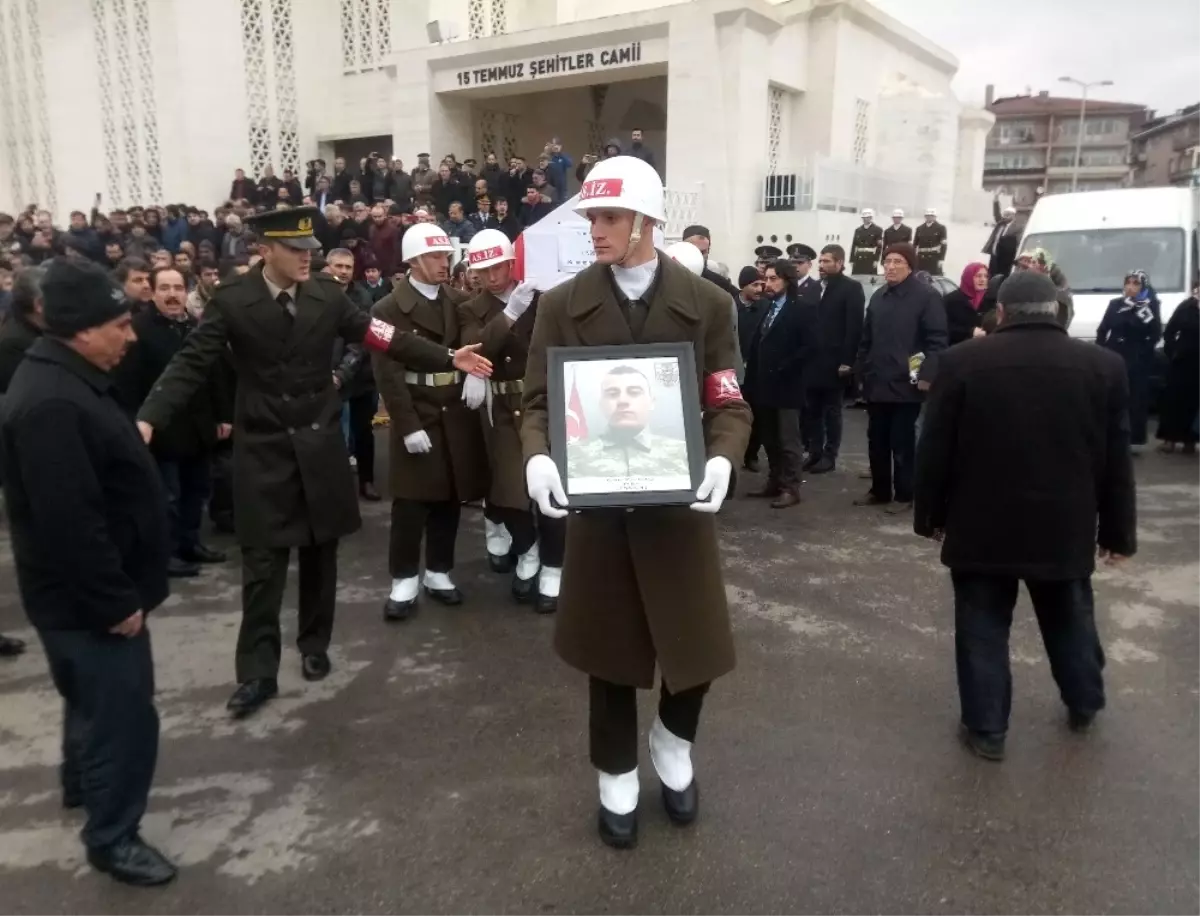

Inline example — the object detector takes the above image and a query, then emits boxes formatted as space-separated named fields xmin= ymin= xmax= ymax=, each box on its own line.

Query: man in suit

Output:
xmin=134 ymin=208 xmax=493 ymax=718
xmin=803 ymin=244 xmax=864 ymax=473
xmin=915 ymin=271 xmax=1136 ymax=761
xmin=735 ymin=266 xmax=768 ymax=470
xmin=983 ymin=194 xmax=1021 ymax=277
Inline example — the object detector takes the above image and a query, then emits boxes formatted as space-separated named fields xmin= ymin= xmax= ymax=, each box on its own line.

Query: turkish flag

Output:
xmin=566 ymin=373 xmax=588 ymax=442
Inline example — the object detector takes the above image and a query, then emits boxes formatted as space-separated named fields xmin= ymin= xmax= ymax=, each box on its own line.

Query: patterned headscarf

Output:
xmin=1018 ymin=247 xmax=1055 ymax=273
xmin=1124 ymin=269 xmax=1154 ymax=305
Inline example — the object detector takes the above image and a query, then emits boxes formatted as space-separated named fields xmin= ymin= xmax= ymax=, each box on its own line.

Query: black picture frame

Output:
xmin=546 ymin=342 xmax=706 ymax=509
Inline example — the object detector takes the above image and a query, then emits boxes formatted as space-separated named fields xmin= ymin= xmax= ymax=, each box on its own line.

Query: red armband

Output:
xmin=704 ymin=369 xmax=743 ymax=408
xmin=363 ymin=317 xmax=396 ymax=353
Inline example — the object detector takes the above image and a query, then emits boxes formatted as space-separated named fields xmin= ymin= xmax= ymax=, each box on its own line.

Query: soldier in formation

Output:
xmin=914 ymin=207 xmax=948 ymax=275
xmin=850 ymin=209 xmax=884 ymax=275
xmin=882 ymin=208 xmax=911 ymax=250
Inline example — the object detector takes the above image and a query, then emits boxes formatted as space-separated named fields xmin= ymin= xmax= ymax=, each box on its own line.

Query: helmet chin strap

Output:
xmin=616 ymin=211 xmax=650 ymax=268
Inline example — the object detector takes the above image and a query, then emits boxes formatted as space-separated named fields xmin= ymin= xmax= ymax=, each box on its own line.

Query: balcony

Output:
xmin=983 ymin=164 xmax=1046 ymax=176
xmin=1174 ymin=132 xmax=1200 ymax=152
xmin=1046 ymin=164 xmax=1130 ymax=179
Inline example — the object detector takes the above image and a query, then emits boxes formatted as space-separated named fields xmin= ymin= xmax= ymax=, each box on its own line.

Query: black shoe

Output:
xmin=301 ymin=652 xmax=331 ymax=682
xmin=359 ymin=482 xmax=381 ymax=502
xmin=424 ymin=585 xmax=463 ymax=606
xmin=809 ymin=456 xmax=836 ymax=474
xmin=535 ymin=593 xmax=558 ymax=615
xmin=884 ymin=500 xmax=913 ymax=515
xmin=853 ymin=492 xmax=891 ymax=507
xmin=488 ymin=553 xmax=516 ymax=574
xmin=801 ymin=455 xmax=819 ymax=472
xmin=959 ymin=724 xmax=1006 ymax=761
xmin=211 ymin=513 xmax=236 ymax=534
xmin=383 ymin=597 xmax=417 ymax=622
xmin=1068 ymin=709 xmax=1097 ymax=733
xmin=597 ymin=806 xmax=638 ymax=850
xmin=179 ymin=543 xmax=226 ymax=564
xmin=749 ymin=484 xmax=782 ymax=498
xmin=0 ymin=634 xmax=26 ymax=657
xmin=167 ymin=557 xmax=201 ymax=578
xmin=511 ymin=572 xmax=537 ymax=604
xmin=661 ymin=780 xmax=699 ymax=826
xmin=87 ymin=835 xmax=177 ymax=887
xmin=743 ymin=459 xmax=760 ymax=473
xmin=226 ymin=678 xmax=278 ymax=718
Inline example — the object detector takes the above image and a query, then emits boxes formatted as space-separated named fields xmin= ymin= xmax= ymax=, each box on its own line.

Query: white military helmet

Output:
xmin=465 ymin=228 xmax=514 ymax=269
xmin=892 ymin=209 xmax=905 ymax=219
xmin=574 ymin=155 xmax=665 ymax=223
xmin=401 ymin=223 xmax=455 ymax=262
xmin=924 ymin=207 xmax=937 ymax=218
xmin=663 ymin=241 xmax=705 ymax=276
xmin=860 ymin=208 xmax=874 ymax=219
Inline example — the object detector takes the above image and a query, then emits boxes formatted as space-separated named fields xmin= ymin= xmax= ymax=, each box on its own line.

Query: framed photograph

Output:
xmin=547 ymin=342 xmax=705 ymax=509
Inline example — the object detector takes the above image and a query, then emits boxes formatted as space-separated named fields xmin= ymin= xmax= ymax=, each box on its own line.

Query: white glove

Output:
xmin=502 ymin=280 xmax=538 ymax=322
xmin=403 ymin=430 xmax=432 ymax=454
xmin=526 ymin=454 xmax=568 ymax=518
xmin=462 ymin=374 xmax=486 ymax=410
xmin=690 ymin=457 xmax=732 ymax=513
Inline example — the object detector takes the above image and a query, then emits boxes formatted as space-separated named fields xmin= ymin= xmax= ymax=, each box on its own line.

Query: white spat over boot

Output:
xmin=383 ymin=576 xmax=419 ymax=622
xmin=484 ymin=517 xmax=514 ymax=573
xmin=596 ymin=768 xmax=639 ymax=849
xmin=649 ymin=715 xmax=699 ymax=825
xmin=511 ymin=542 xmax=540 ymax=604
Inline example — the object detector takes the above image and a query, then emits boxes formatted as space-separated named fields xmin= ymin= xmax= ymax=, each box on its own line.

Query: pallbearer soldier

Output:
xmin=914 ymin=207 xmax=948 ymax=275
xmin=372 ymin=224 xmax=491 ymax=620
xmin=135 ymin=207 xmax=492 ymax=718
xmin=850 ymin=208 xmax=884 ymax=275
xmin=883 ymin=208 xmax=912 ymax=250
xmin=458 ymin=229 xmax=566 ymax=612
xmin=521 ymin=156 xmax=752 ymax=850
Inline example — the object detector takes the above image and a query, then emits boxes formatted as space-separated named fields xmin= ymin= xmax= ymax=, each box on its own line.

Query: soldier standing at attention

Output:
xmin=914 ymin=208 xmax=948 ymax=276
xmin=372 ymin=224 xmax=491 ymax=620
xmin=457 ymin=229 xmax=567 ymax=613
xmin=136 ymin=207 xmax=492 ymax=718
xmin=883 ymin=209 xmax=912 ymax=251
xmin=850 ymin=209 xmax=884 ymax=275
xmin=521 ymin=156 xmax=751 ymax=850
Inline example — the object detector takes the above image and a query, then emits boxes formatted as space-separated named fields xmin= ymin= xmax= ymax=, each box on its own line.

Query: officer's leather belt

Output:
xmin=490 ymin=379 xmax=524 ymax=394
xmin=854 ymin=248 xmax=876 ymax=254
xmin=403 ymin=370 xmax=462 ymax=387
xmin=917 ymin=247 xmax=940 ymax=253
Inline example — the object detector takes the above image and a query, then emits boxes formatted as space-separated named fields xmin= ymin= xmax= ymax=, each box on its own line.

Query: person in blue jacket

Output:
xmin=1096 ymin=269 xmax=1161 ymax=452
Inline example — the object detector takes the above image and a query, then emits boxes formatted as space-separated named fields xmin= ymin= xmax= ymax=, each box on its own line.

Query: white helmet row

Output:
xmin=465 ymin=228 xmax=514 ymax=269
xmin=663 ymin=240 xmax=704 ymax=276
xmin=860 ymin=208 xmax=874 ymax=219
xmin=892 ymin=209 xmax=905 ymax=219
xmin=401 ymin=223 xmax=455 ymax=262
xmin=574 ymin=156 xmax=665 ymax=223
xmin=924 ymin=207 xmax=937 ymax=217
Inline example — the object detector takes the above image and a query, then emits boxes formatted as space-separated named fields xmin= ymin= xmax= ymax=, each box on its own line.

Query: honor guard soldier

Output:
xmin=521 ymin=156 xmax=752 ymax=850
xmin=135 ymin=206 xmax=492 ymax=718
xmin=458 ymin=229 xmax=567 ymax=612
xmin=850 ymin=209 xmax=884 ymax=275
xmin=914 ymin=207 xmax=948 ymax=275
xmin=372 ymin=224 xmax=491 ymax=620
xmin=883 ymin=209 xmax=912 ymax=250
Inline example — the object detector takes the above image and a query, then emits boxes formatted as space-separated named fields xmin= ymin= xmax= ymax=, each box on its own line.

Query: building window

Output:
xmin=501 ymin=112 xmax=518 ymax=162
xmin=479 ymin=109 xmax=498 ymax=160
xmin=1057 ymin=117 xmax=1126 ymax=139
xmin=241 ymin=0 xmax=271 ymax=178
xmin=995 ymin=120 xmax=1036 ymax=144
xmin=1051 ymin=149 xmax=1126 ymax=168
xmin=767 ymin=87 xmax=785 ymax=173
xmin=1 ymin=0 xmax=55 ymax=212
xmin=984 ymin=151 xmax=1044 ymax=170
xmin=852 ymin=98 xmax=869 ymax=164
xmin=469 ymin=0 xmax=507 ymax=38
xmin=132 ymin=0 xmax=161 ymax=204
xmin=340 ymin=0 xmax=392 ymax=73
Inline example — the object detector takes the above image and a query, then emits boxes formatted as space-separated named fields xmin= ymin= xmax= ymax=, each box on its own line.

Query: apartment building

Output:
xmin=1130 ymin=104 xmax=1200 ymax=189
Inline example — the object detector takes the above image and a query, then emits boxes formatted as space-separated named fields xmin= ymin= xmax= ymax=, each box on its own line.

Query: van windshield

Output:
xmin=1020 ymin=228 xmax=1185 ymax=294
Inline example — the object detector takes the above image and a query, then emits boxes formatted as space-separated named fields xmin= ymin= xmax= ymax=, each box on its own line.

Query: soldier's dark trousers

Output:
xmin=952 ymin=573 xmax=1106 ymax=737
xmin=208 ymin=440 xmax=234 ymax=529
xmin=486 ymin=505 xmax=536 ymax=556
xmin=238 ymin=541 xmax=338 ymax=682
xmin=538 ymin=509 xmax=566 ymax=567
xmin=589 ymin=677 xmax=710 ymax=774
xmin=759 ymin=407 xmax=804 ymax=490
xmin=38 ymin=627 xmax=159 ymax=851
xmin=156 ymin=454 xmax=211 ymax=556
xmin=866 ymin=402 xmax=921 ymax=502
xmin=347 ymin=390 xmax=377 ymax=485
xmin=390 ymin=498 xmax=460 ymax=578
xmin=804 ymin=386 xmax=844 ymax=460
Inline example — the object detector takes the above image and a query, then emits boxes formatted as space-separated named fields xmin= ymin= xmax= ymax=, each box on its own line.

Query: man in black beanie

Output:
xmin=735 ymin=264 xmax=768 ymax=470
xmin=914 ymin=270 xmax=1136 ymax=762
xmin=0 ymin=258 xmax=177 ymax=886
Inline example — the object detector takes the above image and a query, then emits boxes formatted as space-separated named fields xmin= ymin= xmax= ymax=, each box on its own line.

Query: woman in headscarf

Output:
xmin=1017 ymin=247 xmax=1074 ymax=329
xmin=1156 ymin=285 xmax=1199 ymax=454
xmin=943 ymin=261 xmax=989 ymax=345
xmin=1096 ymin=269 xmax=1162 ymax=452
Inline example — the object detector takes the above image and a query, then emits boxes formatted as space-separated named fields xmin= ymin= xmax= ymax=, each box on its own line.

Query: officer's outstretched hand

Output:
xmin=462 ymin=374 xmax=487 ymax=410
xmin=404 ymin=430 xmax=433 ymax=454
xmin=452 ymin=344 xmax=493 ymax=378
xmin=526 ymin=454 xmax=568 ymax=519
xmin=690 ymin=456 xmax=733 ymax=514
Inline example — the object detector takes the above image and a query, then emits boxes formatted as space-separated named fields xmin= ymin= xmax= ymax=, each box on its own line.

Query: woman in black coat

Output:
xmin=1157 ymin=289 xmax=1199 ymax=453
xmin=1096 ymin=269 xmax=1162 ymax=450
xmin=943 ymin=261 xmax=989 ymax=345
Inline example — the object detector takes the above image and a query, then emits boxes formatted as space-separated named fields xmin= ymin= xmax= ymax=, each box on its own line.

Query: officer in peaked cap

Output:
xmin=136 ymin=206 xmax=492 ymax=720
xmin=753 ymin=244 xmax=783 ymax=278
xmin=786 ymin=242 xmax=816 ymax=263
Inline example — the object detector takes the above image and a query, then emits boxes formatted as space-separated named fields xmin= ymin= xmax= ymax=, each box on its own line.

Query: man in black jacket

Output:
xmin=804 ymin=244 xmax=864 ymax=473
xmin=113 ymin=267 xmax=229 ymax=576
xmin=0 ymin=258 xmax=176 ymax=885
xmin=854 ymin=242 xmax=947 ymax=513
xmin=914 ymin=272 xmax=1136 ymax=761
xmin=735 ymin=266 xmax=767 ymax=469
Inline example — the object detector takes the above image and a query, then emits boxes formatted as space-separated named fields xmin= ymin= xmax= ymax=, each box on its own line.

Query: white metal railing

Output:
xmin=662 ymin=182 xmax=704 ymax=241
xmin=761 ymin=157 xmax=929 ymax=217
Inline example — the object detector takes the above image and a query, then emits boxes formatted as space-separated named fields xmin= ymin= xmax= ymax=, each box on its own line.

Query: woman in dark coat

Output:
xmin=1157 ymin=288 xmax=1199 ymax=453
xmin=1096 ymin=269 xmax=1162 ymax=451
xmin=943 ymin=261 xmax=988 ymax=345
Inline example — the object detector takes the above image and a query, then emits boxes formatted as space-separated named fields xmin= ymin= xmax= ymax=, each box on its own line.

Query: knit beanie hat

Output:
xmin=883 ymin=242 xmax=917 ymax=271
xmin=997 ymin=270 xmax=1058 ymax=308
xmin=41 ymin=257 xmax=129 ymax=338
xmin=737 ymin=266 xmax=760 ymax=288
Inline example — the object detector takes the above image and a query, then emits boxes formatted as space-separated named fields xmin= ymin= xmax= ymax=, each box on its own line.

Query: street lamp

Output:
xmin=1058 ymin=76 xmax=1114 ymax=192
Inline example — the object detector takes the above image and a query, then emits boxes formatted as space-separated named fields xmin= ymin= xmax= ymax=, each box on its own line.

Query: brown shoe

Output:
xmin=770 ymin=489 xmax=800 ymax=509
xmin=749 ymin=483 xmax=782 ymax=498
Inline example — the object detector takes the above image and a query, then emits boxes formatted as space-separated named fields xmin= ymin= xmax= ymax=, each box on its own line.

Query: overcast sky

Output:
xmin=870 ymin=0 xmax=1200 ymax=114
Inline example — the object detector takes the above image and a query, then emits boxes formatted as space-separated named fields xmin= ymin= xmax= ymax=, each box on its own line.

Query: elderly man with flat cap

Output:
xmin=135 ymin=206 xmax=492 ymax=718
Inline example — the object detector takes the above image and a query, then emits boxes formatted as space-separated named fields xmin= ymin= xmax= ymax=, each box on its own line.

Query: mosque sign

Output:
xmin=445 ymin=40 xmax=662 ymax=90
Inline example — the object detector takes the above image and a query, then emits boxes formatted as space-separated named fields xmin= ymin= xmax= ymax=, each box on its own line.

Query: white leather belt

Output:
xmin=404 ymin=370 xmax=462 ymax=387
xmin=489 ymin=379 xmax=524 ymax=394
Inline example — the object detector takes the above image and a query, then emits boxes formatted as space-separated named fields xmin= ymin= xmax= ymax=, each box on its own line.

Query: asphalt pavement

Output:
xmin=0 ymin=412 xmax=1196 ymax=914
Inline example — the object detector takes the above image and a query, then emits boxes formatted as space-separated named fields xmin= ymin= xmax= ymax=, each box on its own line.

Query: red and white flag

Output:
xmin=566 ymin=372 xmax=588 ymax=442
